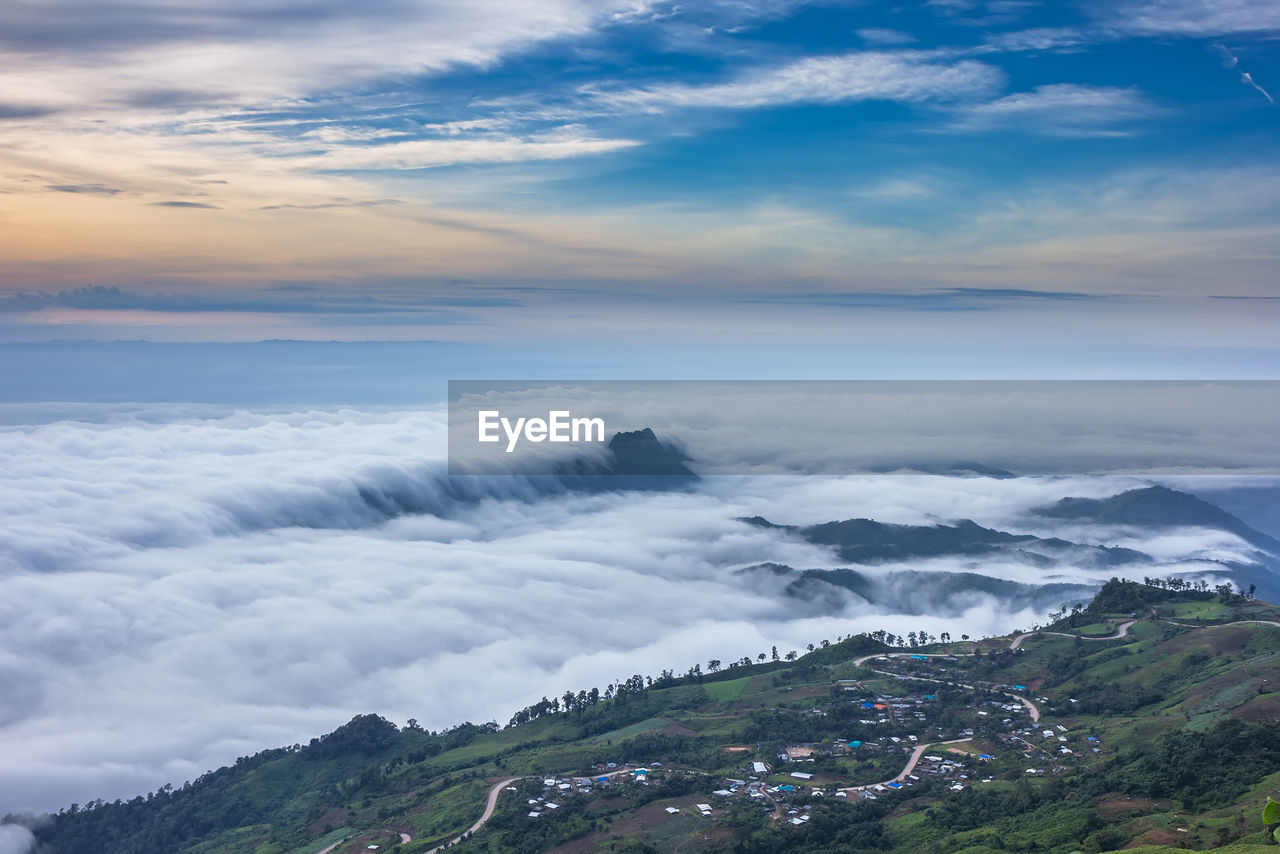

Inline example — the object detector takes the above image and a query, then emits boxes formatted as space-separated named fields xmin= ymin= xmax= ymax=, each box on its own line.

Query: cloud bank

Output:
xmin=1 ymin=405 xmax=1269 ymax=816
xmin=449 ymin=381 xmax=1280 ymax=475
xmin=0 ymin=823 xmax=35 ymax=854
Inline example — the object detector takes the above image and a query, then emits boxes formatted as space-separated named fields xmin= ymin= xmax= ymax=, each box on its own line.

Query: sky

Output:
xmin=1 ymin=0 xmax=1278 ymax=365
xmin=2 ymin=0 xmax=1280 ymax=836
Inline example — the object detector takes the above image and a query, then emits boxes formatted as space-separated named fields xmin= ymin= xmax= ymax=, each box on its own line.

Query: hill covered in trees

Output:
xmin=10 ymin=579 xmax=1280 ymax=854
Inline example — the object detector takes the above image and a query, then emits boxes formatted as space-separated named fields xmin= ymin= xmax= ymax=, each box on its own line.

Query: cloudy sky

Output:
xmin=2 ymin=0 xmax=1280 ymax=835
xmin=0 ymin=0 xmax=1278 ymax=358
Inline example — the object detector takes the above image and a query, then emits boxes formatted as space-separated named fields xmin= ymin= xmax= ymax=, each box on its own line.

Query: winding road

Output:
xmin=848 ymin=614 xmax=1280 ymax=781
xmin=314 ymin=830 xmax=412 ymax=854
xmin=319 ymin=616 xmax=1279 ymax=851
xmin=1010 ymin=620 xmax=1136 ymax=650
xmin=836 ymin=736 xmax=975 ymax=796
xmin=838 ymin=625 xmax=1150 ymax=794
xmin=312 ymin=776 xmax=516 ymax=854
xmin=1161 ymin=619 xmax=1280 ymax=629
xmin=423 ymin=777 xmax=519 ymax=854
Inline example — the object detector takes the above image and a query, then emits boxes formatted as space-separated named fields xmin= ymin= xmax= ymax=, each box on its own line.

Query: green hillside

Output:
xmin=17 ymin=579 xmax=1280 ymax=854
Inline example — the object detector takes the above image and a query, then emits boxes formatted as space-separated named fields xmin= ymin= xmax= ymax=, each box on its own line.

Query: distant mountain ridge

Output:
xmin=552 ymin=426 xmax=698 ymax=491
xmin=739 ymin=514 xmax=1149 ymax=568
xmin=333 ymin=428 xmax=697 ymax=526
xmin=738 ymin=485 xmax=1280 ymax=605
xmin=735 ymin=561 xmax=1094 ymax=616
xmin=1033 ymin=485 xmax=1280 ymax=553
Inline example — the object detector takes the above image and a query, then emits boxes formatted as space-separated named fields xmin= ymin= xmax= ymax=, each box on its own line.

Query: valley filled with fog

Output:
xmin=0 ymin=406 xmax=1273 ymax=815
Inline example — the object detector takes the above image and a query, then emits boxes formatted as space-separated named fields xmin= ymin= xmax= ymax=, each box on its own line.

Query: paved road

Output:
xmin=1010 ymin=620 xmax=1137 ymax=650
xmin=837 ymin=736 xmax=974 ymax=796
xmin=1162 ymin=619 xmax=1280 ymax=629
xmin=1013 ymin=694 xmax=1041 ymax=723
xmin=424 ymin=777 xmax=520 ymax=854
xmin=325 ymin=618 xmax=1279 ymax=851
xmin=315 ymin=829 xmax=412 ymax=854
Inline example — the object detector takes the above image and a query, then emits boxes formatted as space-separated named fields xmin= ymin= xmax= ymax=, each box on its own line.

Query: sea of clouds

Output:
xmin=0 ymin=405 xmax=1266 ymax=819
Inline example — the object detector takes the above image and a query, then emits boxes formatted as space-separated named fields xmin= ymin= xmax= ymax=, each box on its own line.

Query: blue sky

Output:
xmin=0 ymin=0 xmax=1277 ymax=375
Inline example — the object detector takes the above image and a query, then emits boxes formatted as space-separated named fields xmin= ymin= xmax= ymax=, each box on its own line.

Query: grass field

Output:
xmin=286 ymin=827 xmax=351 ymax=854
xmin=702 ymin=676 xmax=754 ymax=702
xmin=591 ymin=717 xmax=673 ymax=742
xmin=406 ymin=779 xmax=490 ymax=849
xmin=1072 ymin=621 xmax=1119 ymax=636
xmin=1161 ymin=601 xmax=1234 ymax=621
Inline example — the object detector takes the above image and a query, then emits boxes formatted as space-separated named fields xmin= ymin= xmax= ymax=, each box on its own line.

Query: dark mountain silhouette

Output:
xmin=258 ymin=428 xmax=696 ymax=531
xmin=1032 ymin=485 xmax=1280 ymax=554
xmin=734 ymin=562 xmax=1093 ymax=616
xmin=739 ymin=515 xmax=1147 ymax=567
xmin=867 ymin=461 xmax=1017 ymax=478
xmin=553 ymin=427 xmax=697 ymax=490
xmin=605 ymin=427 xmax=696 ymax=477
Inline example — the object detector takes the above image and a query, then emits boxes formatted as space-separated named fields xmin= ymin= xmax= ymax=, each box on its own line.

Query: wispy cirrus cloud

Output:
xmin=947 ymin=84 xmax=1164 ymax=136
xmin=45 ymin=184 xmax=121 ymax=195
xmin=975 ymin=4 xmax=1280 ymax=63
xmin=289 ymin=131 xmax=641 ymax=172
xmin=1095 ymin=0 xmax=1280 ymax=36
xmin=923 ymin=0 xmax=1040 ymax=27
xmin=0 ymin=0 xmax=640 ymax=113
xmin=1 ymin=0 xmax=1278 ymax=330
xmin=587 ymin=51 xmax=1004 ymax=111
xmin=857 ymin=28 xmax=918 ymax=46
xmin=256 ymin=198 xmax=403 ymax=211
xmin=978 ymin=27 xmax=1090 ymax=53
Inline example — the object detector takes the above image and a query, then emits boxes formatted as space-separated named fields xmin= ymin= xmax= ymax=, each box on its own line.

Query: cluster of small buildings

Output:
xmin=525 ymin=766 xmax=657 ymax=818
xmin=721 ymin=779 xmax=765 ymax=800
xmin=518 ymin=655 xmax=1112 ymax=830
xmin=843 ymin=749 xmax=976 ymax=802
xmin=711 ymin=774 xmax=818 ymax=824
xmin=996 ymin=720 xmax=1104 ymax=772
xmin=846 ymin=688 xmax=933 ymax=729
xmin=658 ymin=802 xmax=714 ymax=818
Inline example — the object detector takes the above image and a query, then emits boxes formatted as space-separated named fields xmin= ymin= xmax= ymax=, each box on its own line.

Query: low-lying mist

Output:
xmin=0 ymin=406 xmax=1268 ymax=815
